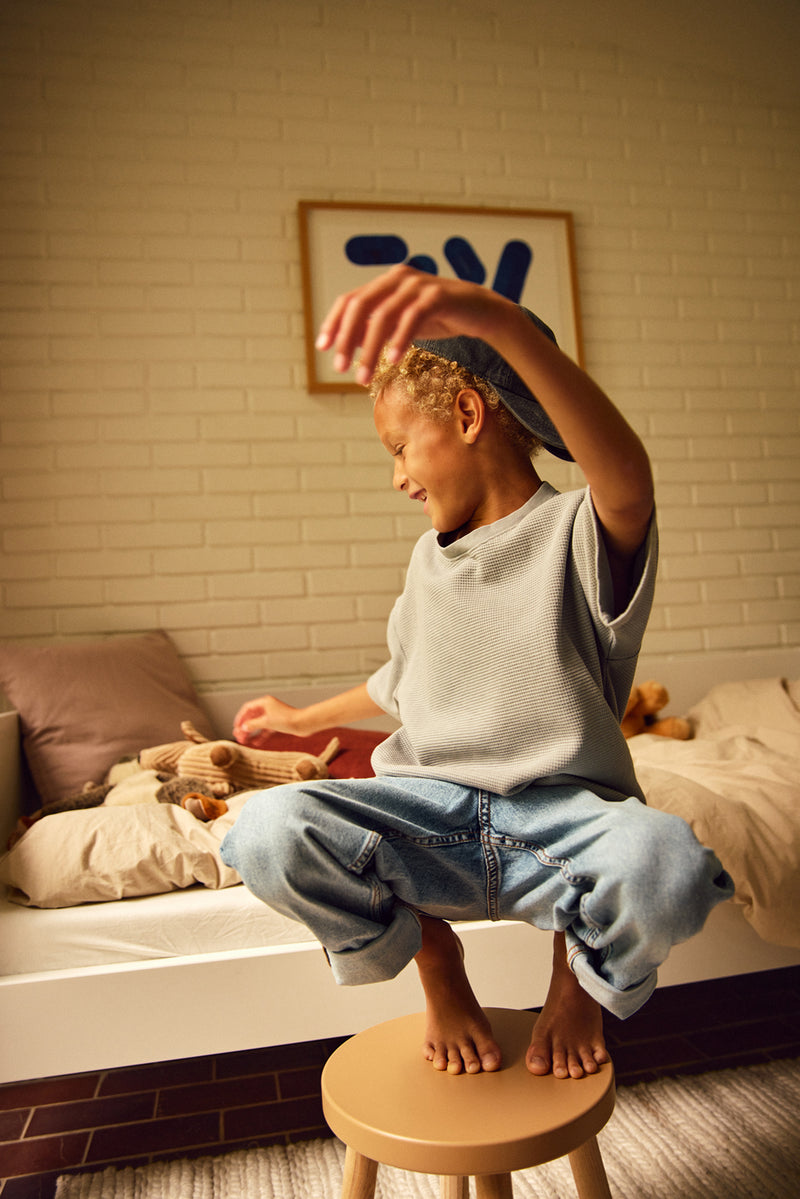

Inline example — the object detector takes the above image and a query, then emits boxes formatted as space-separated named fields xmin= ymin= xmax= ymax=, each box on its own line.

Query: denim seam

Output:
xmin=349 ymin=830 xmax=382 ymax=873
xmin=577 ymin=894 xmax=606 ymax=940
xmin=566 ymin=942 xmax=588 ymax=973
xmin=492 ymin=836 xmax=594 ymax=890
xmin=383 ymin=831 xmax=477 ymax=848
xmin=369 ymin=875 xmax=394 ymax=923
xmin=479 ymin=790 xmax=501 ymax=922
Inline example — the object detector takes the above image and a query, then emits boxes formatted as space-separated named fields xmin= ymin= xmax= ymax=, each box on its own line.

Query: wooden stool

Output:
xmin=321 ymin=1007 xmax=615 ymax=1199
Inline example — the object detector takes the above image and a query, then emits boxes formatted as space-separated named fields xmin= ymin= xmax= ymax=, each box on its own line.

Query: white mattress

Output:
xmin=0 ymin=882 xmax=318 ymax=976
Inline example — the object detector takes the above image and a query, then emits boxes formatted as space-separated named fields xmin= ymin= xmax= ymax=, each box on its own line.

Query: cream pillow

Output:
xmin=0 ymin=803 xmax=241 ymax=907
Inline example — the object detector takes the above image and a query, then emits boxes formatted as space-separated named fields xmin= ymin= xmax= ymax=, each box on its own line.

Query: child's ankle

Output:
xmin=414 ymin=913 xmax=459 ymax=968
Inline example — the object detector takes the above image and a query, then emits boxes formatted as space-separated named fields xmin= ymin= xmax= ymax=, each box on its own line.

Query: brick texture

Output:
xmin=0 ymin=1032 xmax=345 ymax=1196
xmin=0 ymin=0 xmax=797 ymax=682
xmin=1 ymin=968 xmax=799 ymax=1198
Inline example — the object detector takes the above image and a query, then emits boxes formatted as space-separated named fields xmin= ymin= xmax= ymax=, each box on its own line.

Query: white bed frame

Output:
xmin=2 ymin=647 xmax=800 ymax=1085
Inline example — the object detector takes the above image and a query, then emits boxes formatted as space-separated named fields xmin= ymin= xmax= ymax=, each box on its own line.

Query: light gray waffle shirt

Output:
xmin=367 ymin=483 xmax=658 ymax=802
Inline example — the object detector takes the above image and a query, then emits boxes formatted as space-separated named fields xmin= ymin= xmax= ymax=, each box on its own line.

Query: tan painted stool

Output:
xmin=322 ymin=1007 xmax=615 ymax=1199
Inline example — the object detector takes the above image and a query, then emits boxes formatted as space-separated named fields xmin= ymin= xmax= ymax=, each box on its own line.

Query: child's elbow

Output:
xmin=597 ymin=485 xmax=654 ymax=561
xmin=619 ymin=454 xmax=655 ymax=529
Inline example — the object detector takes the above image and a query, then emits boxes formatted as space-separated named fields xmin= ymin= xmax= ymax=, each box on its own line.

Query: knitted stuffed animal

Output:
xmin=621 ymin=680 xmax=692 ymax=740
xmin=138 ymin=721 xmax=341 ymax=797
xmin=5 ymin=724 xmax=341 ymax=850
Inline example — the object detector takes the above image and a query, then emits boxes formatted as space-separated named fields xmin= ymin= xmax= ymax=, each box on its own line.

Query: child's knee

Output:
xmin=619 ymin=802 xmax=732 ymax=928
xmin=220 ymin=786 xmax=303 ymax=888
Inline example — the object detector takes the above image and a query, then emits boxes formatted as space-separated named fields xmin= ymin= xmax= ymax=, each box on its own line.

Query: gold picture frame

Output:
xmin=298 ymin=200 xmax=583 ymax=393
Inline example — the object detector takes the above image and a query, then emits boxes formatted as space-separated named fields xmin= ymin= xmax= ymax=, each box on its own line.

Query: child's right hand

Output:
xmin=316 ymin=265 xmax=513 ymax=387
xmin=232 ymin=695 xmax=300 ymax=746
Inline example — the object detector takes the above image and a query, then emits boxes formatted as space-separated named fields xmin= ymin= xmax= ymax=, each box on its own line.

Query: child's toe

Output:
xmin=526 ymin=1054 xmax=550 ymax=1075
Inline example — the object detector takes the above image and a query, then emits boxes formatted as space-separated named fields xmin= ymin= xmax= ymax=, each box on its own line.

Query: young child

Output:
xmin=221 ymin=266 xmax=733 ymax=1080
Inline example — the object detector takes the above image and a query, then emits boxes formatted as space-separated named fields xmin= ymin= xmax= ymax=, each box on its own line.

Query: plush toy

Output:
xmin=6 ymin=722 xmax=342 ymax=851
xmin=621 ymin=680 xmax=692 ymax=740
xmin=5 ymin=772 xmax=228 ymax=850
xmin=138 ymin=721 xmax=341 ymax=797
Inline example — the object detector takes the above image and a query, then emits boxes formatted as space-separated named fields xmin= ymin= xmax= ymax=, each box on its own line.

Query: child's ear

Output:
xmin=454 ymin=388 xmax=485 ymax=443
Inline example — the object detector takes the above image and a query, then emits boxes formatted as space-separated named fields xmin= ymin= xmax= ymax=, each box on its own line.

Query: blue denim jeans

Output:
xmin=220 ymin=775 xmax=733 ymax=1019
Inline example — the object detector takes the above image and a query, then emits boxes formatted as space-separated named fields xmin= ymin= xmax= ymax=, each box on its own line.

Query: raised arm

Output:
xmin=481 ymin=301 xmax=654 ymax=565
xmin=317 ymin=266 xmax=653 ymax=607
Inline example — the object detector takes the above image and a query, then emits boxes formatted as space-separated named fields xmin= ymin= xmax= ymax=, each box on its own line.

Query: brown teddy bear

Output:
xmin=138 ymin=721 xmax=341 ymax=796
xmin=621 ymin=680 xmax=692 ymax=740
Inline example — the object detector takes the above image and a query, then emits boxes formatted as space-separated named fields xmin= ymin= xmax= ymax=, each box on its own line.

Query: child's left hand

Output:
xmin=233 ymin=695 xmax=300 ymax=744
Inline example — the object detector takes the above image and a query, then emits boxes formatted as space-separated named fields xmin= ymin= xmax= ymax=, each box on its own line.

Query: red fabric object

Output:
xmin=241 ymin=727 xmax=388 ymax=779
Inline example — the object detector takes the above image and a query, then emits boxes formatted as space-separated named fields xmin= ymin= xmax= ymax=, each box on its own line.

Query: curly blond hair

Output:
xmin=369 ymin=346 xmax=542 ymax=458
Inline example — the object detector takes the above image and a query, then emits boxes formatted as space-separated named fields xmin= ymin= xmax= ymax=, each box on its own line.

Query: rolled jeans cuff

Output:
xmin=326 ymin=903 xmax=423 ymax=986
xmin=567 ymin=937 xmax=658 ymax=1020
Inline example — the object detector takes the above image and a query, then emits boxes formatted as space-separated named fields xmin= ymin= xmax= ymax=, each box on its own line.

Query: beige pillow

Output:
xmin=688 ymin=676 xmax=800 ymax=737
xmin=0 ymin=803 xmax=241 ymax=907
xmin=0 ymin=631 xmax=214 ymax=805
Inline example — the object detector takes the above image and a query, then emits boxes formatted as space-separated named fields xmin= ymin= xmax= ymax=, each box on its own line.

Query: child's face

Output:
xmin=374 ymin=385 xmax=484 ymax=537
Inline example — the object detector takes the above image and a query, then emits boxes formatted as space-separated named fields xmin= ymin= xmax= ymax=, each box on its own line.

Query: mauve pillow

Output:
xmin=0 ymin=631 xmax=214 ymax=804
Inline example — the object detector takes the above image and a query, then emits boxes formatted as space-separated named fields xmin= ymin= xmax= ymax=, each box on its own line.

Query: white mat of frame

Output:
xmin=56 ymin=1056 xmax=800 ymax=1199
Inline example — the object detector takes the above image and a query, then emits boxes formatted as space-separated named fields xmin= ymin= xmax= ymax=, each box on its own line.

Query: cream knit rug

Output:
xmin=56 ymin=1056 xmax=800 ymax=1199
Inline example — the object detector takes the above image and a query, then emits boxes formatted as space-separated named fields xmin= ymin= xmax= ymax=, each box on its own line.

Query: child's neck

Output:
xmin=444 ymin=467 xmax=543 ymax=544
xmin=482 ymin=461 xmax=543 ymax=525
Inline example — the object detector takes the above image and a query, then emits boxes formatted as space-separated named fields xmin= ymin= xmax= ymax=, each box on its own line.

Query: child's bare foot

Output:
xmin=526 ymin=933 xmax=611 ymax=1079
xmin=414 ymin=913 xmax=502 ymax=1075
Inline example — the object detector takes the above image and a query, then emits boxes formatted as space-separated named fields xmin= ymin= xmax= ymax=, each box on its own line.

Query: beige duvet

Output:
xmin=2 ymin=677 xmax=799 ymax=951
xmin=631 ymin=676 xmax=800 ymax=949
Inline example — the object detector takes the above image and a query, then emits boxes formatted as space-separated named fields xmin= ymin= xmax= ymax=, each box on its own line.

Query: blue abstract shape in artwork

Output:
xmin=345 ymin=235 xmax=408 ymax=266
xmin=491 ymin=240 xmax=533 ymax=303
xmin=443 ymin=237 xmax=486 ymax=284
xmin=342 ymin=233 xmax=534 ymax=305
xmin=406 ymin=254 xmax=438 ymax=274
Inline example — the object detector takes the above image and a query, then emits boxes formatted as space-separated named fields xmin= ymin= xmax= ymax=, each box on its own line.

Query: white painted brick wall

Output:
xmin=1 ymin=0 xmax=798 ymax=693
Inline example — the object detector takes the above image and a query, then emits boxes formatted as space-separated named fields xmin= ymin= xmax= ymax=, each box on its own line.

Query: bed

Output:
xmin=1 ymin=634 xmax=799 ymax=1086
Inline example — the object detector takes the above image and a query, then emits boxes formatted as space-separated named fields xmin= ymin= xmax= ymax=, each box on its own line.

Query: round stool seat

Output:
xmin=322 ymin=1007 xmax=615 ymax=1180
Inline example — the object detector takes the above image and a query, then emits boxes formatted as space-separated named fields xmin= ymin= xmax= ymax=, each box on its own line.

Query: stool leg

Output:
xmin=440 ymin=1178 xmax=469 ymax=1199
xmin=341 ymin=1145 xmax=378 ymax=1199
xmin=475 ymin=1174 xmax=514 ymax=1198
xmin=568 ymin=1136 xmax=612 ymax=1199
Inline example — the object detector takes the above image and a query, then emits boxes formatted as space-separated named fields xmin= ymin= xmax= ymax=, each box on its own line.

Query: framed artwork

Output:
xmin=298 ymin=200 xmax=583 ymax=392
